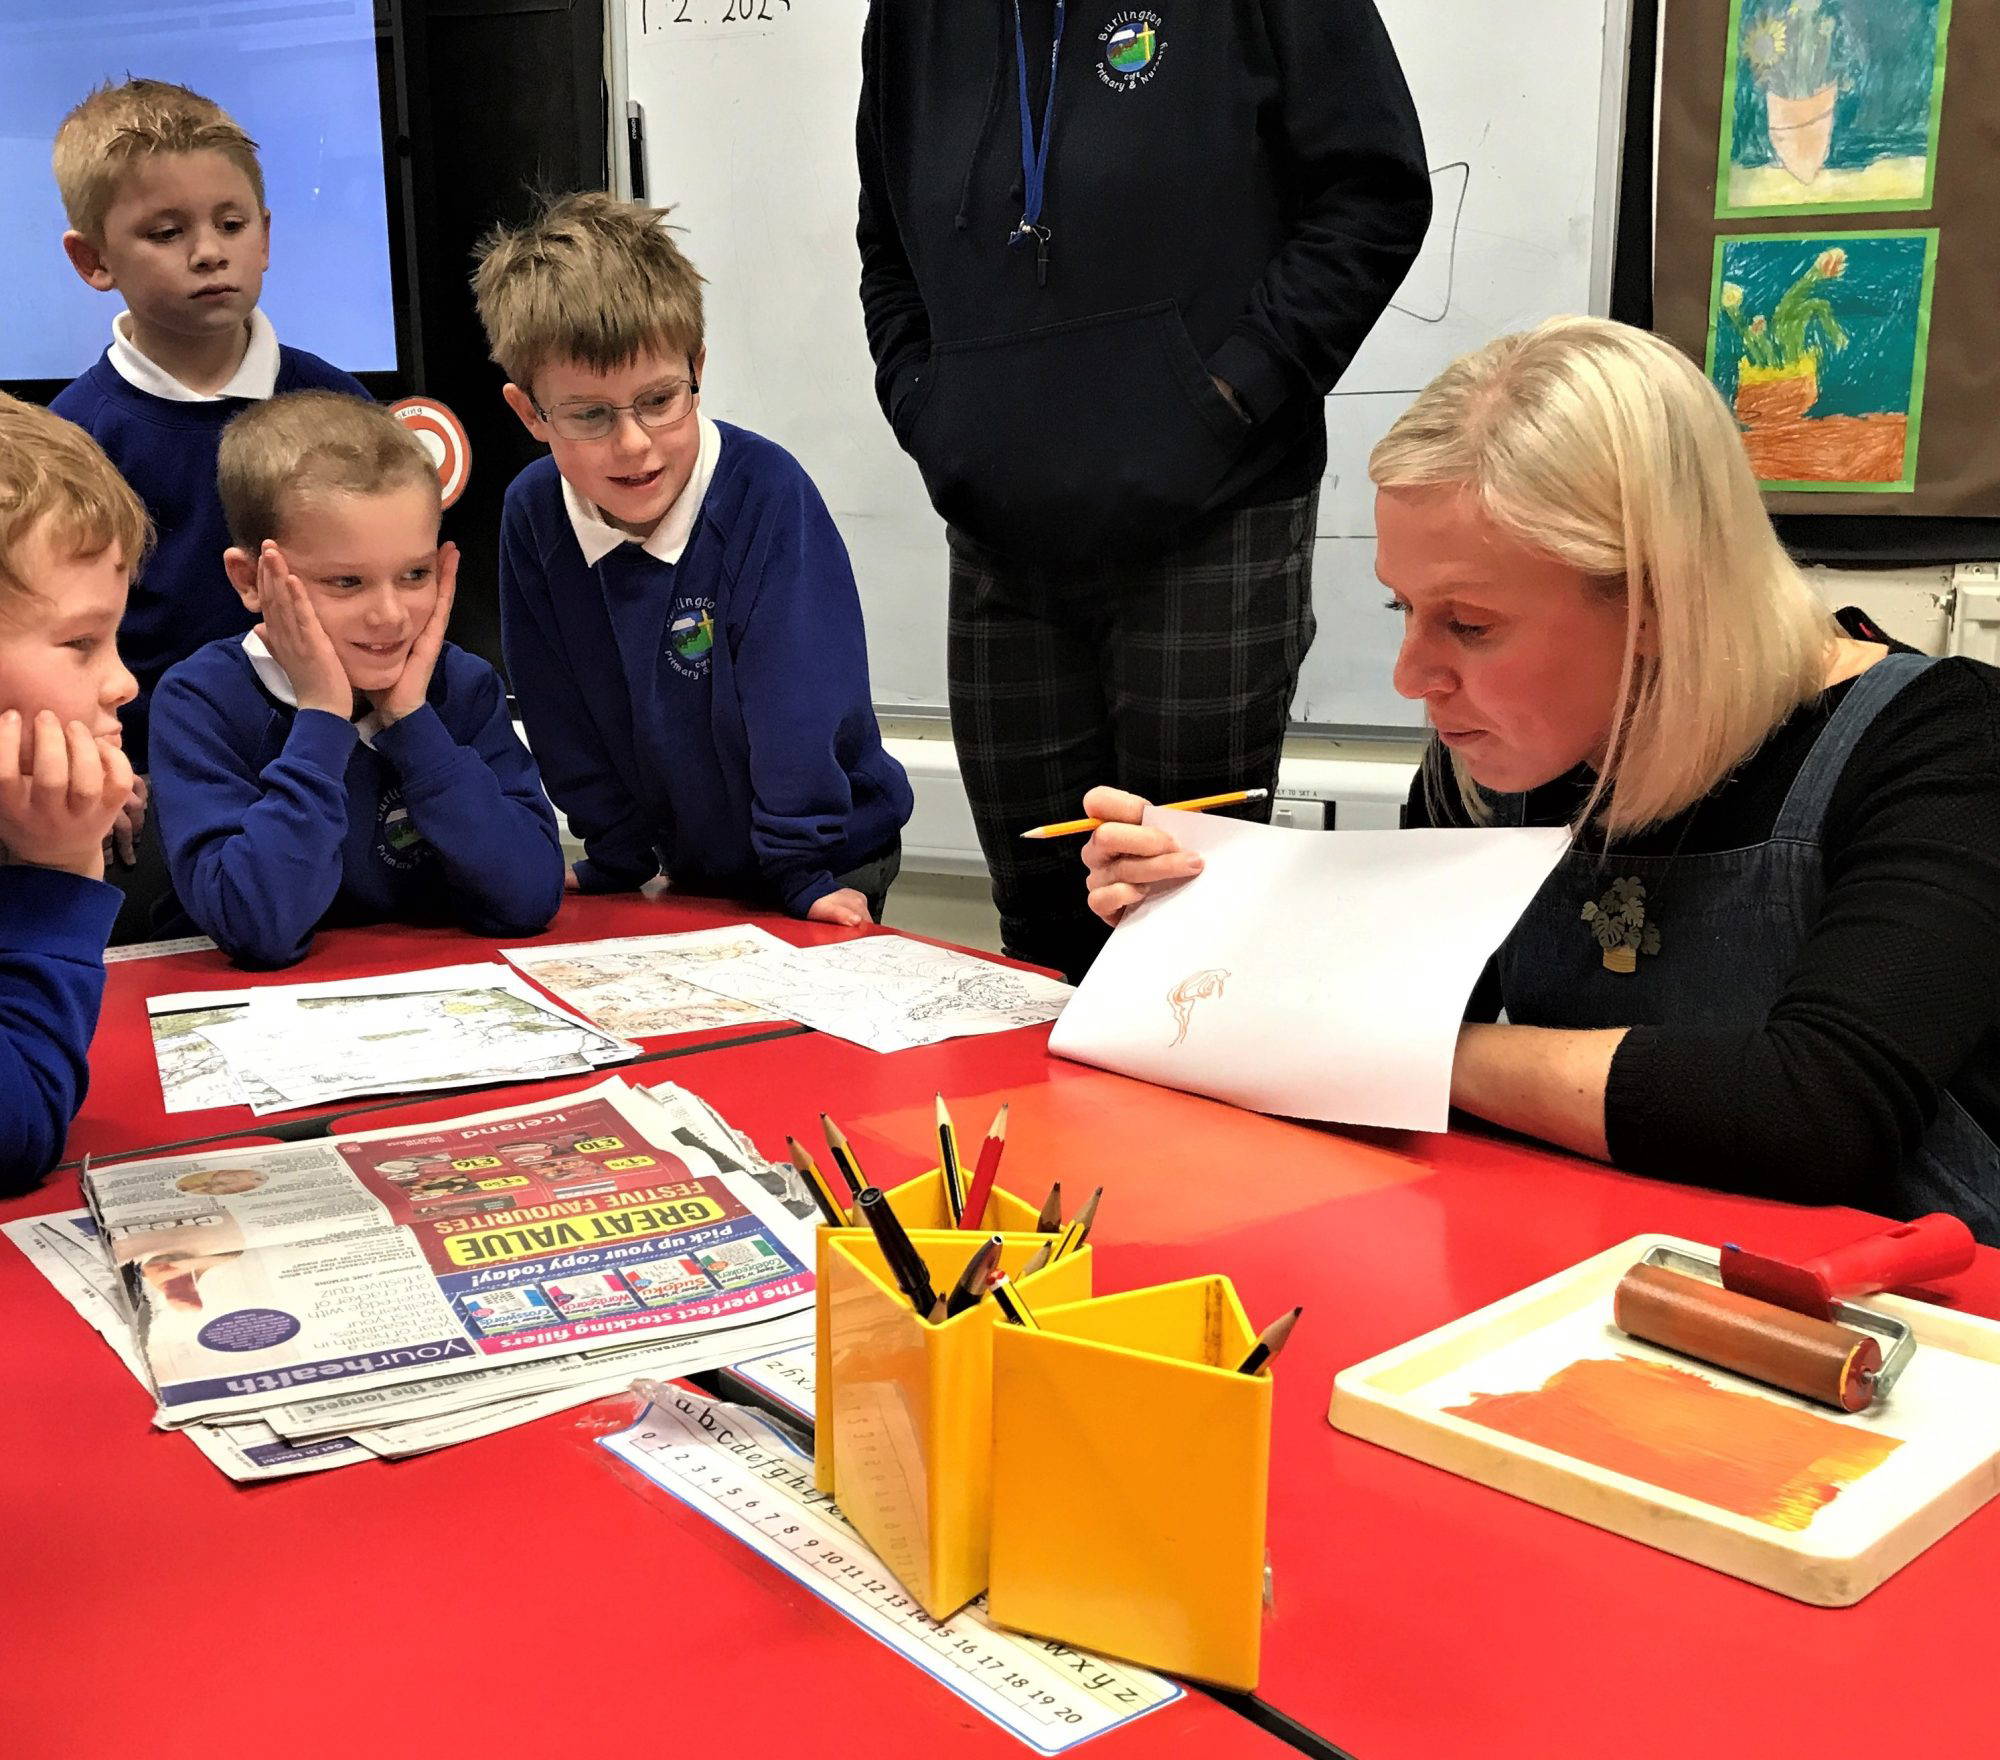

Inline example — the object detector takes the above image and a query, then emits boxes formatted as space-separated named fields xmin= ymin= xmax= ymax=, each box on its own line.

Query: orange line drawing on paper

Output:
xmin=1167 ymin=969 xmax=1231 ymax=1047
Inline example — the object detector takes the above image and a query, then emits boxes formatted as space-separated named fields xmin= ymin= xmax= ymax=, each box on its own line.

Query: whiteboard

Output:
xmin=616 ymin=0 xmax=1629 ymax=730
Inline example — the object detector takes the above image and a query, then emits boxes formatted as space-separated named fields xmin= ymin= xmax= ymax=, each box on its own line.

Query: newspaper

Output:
xmin=81 ymin=1078 xmax=816 ymax=1427
xmin=147 ymin=963 xmax=639 ymax=1114
xmin=502 ymin=925 xmax=791 ymax=1038
xmin=680 ymin=934 xmax=1074 ymax=1053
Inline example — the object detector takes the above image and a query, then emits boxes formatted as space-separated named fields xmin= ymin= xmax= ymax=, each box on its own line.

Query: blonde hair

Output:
xmin=217 ymin=393 xmax=439 ymax=551
xmin=471 ymin=191 xmax=705 ymax=393
xmin=52 ymin=79 xmax=264 ymax=245
xmin=1369 ymin=316 xmax=1836 ymax=836
xmin=0 ymin=393 xmax=152 ymax=604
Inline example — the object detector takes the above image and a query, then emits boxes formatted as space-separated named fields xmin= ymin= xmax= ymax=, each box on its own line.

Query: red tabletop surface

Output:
xmin=65 ymin=891 xmax=847 ymax=1165
xmin=632 ymin=1026 xmax=2000 ymax=1760
xmin=15 ymin=918 xmax=2000 ymax=1760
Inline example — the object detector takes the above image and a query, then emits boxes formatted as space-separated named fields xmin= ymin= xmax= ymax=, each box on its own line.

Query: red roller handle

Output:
xmin=1801 ymin=1213 xmax=1976 ymax=1297
xmin=1722 ymin=1213 xmax=1977 ymax=1318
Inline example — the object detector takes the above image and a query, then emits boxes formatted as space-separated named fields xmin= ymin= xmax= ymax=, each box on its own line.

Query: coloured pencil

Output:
xmin=1019 ymin=788 xmax=1269 ymax=841
xmin=785 ymin=1135 xmax=851 ymax=1227
xmin=1018 ymin=1241 xmax=1051 ymax=1280
xmin=1034 ymin=1180 xmax=1064 ymax=1235
xmin=957 ymin=1101 xmax=1009 ymax=1230
xmin=1052 ymin=1186 xmax=1102 ymax=1262
xmin=1236 ymin=1306 xmax=1303 ymax=1375
xmin=818 ymin=1112 xmax=866 ymax=1200
xmin=935 ymin=1094 xmax=964 ymax=1224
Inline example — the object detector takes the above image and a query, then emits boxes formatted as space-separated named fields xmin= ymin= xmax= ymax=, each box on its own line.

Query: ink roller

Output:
xmin=1613 ymin=1214 xmax=1976 ymax=1413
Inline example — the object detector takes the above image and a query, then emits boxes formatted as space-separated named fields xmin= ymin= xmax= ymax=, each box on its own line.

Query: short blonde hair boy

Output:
xmin=471 ymin=191 xmax=705 ymax=392
xmin=52 ymin=79 xmax=265 ymax=245
xmin=1369 ymin=316 xmax=1834 ymax=837
xmin=0 ymin=393 xmax=152 ymax=605
xmin=217 ymin=393 xmax=439 ymax=551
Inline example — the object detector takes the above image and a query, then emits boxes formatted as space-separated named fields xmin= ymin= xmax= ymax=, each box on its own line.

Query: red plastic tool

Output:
xmin=1720 ymin=1212 xmax=1977 ymax=1320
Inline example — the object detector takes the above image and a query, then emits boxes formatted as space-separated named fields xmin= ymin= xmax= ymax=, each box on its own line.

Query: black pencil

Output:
xmin=1034 ymin=1180 xmax=1063 ymax=1234
xmin=1236 ymin=1306 xmax=1303 ymax=1375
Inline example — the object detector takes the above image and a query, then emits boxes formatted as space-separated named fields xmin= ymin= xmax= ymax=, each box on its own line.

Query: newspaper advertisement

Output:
xmin=83 ymin=1079 xmax=815 ymax=1425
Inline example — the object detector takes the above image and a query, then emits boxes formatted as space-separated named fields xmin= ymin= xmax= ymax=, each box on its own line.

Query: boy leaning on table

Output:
xmin=147 ymin=392 xmax=564 ymax=971
xmin=0 ymin=394 xmax=147 ymax=1192
xmin=472 ymin=191 xmax=913 ymax=927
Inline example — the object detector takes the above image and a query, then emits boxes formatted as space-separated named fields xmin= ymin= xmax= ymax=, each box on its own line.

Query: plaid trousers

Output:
xmin=947 ymin=493 xmax=1318 ymax=982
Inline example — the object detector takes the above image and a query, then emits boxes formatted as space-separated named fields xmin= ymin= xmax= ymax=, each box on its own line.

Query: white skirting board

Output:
xmin=882 ymin=737 xmax=1422 ymax=878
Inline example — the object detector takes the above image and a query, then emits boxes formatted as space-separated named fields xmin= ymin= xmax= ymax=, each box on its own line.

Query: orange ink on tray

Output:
xmin=1446 ymin=1355 xmax=1902 ymax=1531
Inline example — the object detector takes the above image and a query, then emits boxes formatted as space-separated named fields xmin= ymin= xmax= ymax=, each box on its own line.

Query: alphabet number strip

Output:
xmin=600 ymin=1392 xmax=1181 ymax=1753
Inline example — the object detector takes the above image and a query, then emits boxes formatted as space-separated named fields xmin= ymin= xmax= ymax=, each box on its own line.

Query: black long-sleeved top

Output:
xmin=1407 ymin=631 xmax=2000 ymax=1215
xmin=857 ymin=0 xmax=1432 ymax=564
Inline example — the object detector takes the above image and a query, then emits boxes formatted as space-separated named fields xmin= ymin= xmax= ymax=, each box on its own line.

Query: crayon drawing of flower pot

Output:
xmin=1764 ymin=82 xmax=1838 ymax=183
xmin=1736 ymin=350 xmax=1820 ymax=429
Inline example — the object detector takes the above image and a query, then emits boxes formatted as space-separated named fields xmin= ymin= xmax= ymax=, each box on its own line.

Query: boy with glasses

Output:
xmin=474 ymin=193 xmax=911 ymax=925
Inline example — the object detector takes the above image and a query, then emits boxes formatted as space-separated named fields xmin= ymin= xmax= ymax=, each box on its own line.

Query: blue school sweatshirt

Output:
xmin=0 ymin=865 xmax=121 ymax=1193
xmin=50 ymin=346 xmax=369 ymax=771
xmin=498 ymin=426 xmax=913 ymax=913
xmin=149 ymin=637 xmax=565 ymax=970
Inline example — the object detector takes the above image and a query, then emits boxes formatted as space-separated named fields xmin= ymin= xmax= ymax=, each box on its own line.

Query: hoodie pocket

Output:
xmin=904 ymin=302 xmax=1245 ymax=563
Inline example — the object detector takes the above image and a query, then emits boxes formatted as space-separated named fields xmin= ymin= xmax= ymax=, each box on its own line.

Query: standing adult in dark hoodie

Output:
xmin=858 ymin=1 xmax=1432 ymax=980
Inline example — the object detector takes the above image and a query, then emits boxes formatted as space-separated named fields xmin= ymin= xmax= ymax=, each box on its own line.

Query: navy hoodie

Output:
xmin=857 ymin=0 xmax=1431 ymax=564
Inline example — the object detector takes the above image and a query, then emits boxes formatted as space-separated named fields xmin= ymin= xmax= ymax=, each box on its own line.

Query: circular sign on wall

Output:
xmin=389 ymin=397 xmax=472 ymax=509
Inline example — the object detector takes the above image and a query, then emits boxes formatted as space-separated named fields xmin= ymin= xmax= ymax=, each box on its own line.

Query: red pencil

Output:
xmin=957 ymin=1102 xmax=1010 ymax=1231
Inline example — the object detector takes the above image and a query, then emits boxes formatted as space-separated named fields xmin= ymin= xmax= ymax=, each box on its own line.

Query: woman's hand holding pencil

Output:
xmin=1077 ymin=787 xmax=1212 ymax=927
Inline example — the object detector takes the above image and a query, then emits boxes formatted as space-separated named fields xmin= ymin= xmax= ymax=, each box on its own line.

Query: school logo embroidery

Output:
xmin=375 ymin=789 xmax=432 ymax=872
xmin=1097 ymin=10 xmax=1166 ymax=91
xmin=667 ymin=595 xmax=718 ymax=679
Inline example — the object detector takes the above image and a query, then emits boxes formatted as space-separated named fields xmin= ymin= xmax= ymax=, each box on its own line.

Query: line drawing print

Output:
xmin=1167 ymin=969 xmax=1231 ymax=1047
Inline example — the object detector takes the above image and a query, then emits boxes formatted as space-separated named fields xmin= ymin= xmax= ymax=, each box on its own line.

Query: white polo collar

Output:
xmin=243 ymin=629 xmax=383 ymax=747
xmin=109 ymin=308 xmax=281 ymax=403
xmin=559 ymin=414 xmax=722 ymax=567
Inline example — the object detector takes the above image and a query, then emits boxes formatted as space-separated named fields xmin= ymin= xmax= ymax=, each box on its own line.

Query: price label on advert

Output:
xmin=600 ymin=1390 xmax=1182 ymax=1753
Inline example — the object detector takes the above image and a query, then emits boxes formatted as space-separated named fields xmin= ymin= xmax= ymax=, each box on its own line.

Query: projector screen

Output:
xmin=0 ymin=0 xmax=400 ymax=384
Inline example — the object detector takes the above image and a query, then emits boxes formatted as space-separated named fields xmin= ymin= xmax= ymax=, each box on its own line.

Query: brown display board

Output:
xmin=1654 ymin=0 xmax=2000 ymax=516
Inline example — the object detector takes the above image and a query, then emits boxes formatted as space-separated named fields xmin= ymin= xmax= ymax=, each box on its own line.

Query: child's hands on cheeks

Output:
xmin=1079 ymin=785 xmax=1204 ymax=926
xmin=367 ymin=542 xmax=459 ymax=726
xmin=807 ymin=887 xmax=874 ymax=928
xmin=0 ymin=709 xmax=137 ymax=882
xmin=254 ymin=542 xmax=352 ymax=716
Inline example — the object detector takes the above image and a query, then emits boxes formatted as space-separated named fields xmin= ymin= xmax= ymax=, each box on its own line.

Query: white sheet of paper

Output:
xmin=1048 ymin=812 xmax=1570 ymax=1130
xmin=682 ymin=934 xmax=1072 ymax=1054
xmin=501 ymin=925 xmax=791 ymax=1038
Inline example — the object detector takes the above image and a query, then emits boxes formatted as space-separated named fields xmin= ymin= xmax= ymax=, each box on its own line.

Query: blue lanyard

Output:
xmin=1010 ymin=0 xmax=1065 ymax=282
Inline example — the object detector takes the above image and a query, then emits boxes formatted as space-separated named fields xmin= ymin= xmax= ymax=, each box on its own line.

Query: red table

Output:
xmin=652 ymin=1026 xmax=2000 ymax=1760
xmin=14 ymin=914 xmax=2000 ymax=1760
xmin=65 ymin=891 xmax=838 ymax=1165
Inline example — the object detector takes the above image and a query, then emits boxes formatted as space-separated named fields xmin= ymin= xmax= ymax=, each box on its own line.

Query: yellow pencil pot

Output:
xmin=813 ymin=1169 xmax=1044 ymax=1491
xmin=823 ymin=1226 xmax=1091 ymax=1620
xmin=987 ymin=1276 xmax=1272 ymax=1691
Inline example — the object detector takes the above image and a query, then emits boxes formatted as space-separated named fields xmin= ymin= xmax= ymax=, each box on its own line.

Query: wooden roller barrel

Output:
xmin=1613 ymin=1263 xmax=1883 ymax=1413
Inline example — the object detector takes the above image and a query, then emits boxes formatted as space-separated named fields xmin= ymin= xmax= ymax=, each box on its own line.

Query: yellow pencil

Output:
xmin=819 ymin=1112 xmax=867 ymax=1201
xmin=786 ymin=1135 xmax=852 ymax=1227
xmin=1052 ymin=1186 xmax=1102 ymax=1262
xmin=1019 ymin=788 xmax=1269 ymax=841
xmin=990 ymin=1276 xmax=1041 ymax=1330
xmin=935 ymin=1093 xmax=964 ymax=1224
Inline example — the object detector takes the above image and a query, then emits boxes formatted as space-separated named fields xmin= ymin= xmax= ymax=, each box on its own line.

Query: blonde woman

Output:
xmin=1081 ymin=318 xmax=2000 ymax=1241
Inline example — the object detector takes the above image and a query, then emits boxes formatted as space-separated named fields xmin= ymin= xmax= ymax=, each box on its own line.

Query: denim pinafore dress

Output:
xmin=1491 ymin=652 xmax=2000 ymax=1242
